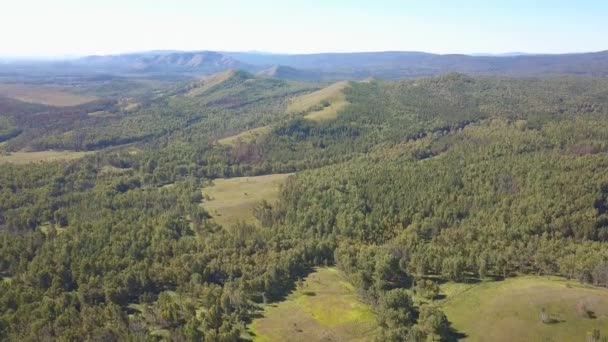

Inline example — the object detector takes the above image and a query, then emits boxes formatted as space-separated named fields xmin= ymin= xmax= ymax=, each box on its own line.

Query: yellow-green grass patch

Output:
xmin=287 ymin=81 xmax=350 ymax=122
xmin=87 ymin=110 xmax=117 ymax=118
xmin=249 ymin=267 xmax=377 ymax=342
xmin=440 ymin=276 xmax=608 ymax=342
xmin=201 ymin=173 xmax=292 ymax=228
xmin=0 ymin=83 xmax=97 ymax=106
xmin=217 ymin=126 xmax=271 ymax=146
xmin=0 ymin=150 xmax=89 ymax=165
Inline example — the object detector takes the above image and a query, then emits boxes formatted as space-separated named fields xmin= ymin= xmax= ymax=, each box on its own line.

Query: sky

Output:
xmin=1 ymin=0 xmax=607 ymax=57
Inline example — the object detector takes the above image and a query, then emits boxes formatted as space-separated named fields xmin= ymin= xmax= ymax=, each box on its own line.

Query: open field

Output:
xmin=0 ymin=150 xmax=89 ymax=164
xmin=440 ymin=276 xmax=608 ymax=342
xmin=249 ymin=267 xmax=377 ymax=342
xmin=217 ymin=126 xmax=271 ymax=146
xmin=0 ymin=83 xmax=97 ymax=106
xmin=287 ymin=81 xmax=350 ymax=122
xmin=201 ymin=173 xmax=292 ymax=228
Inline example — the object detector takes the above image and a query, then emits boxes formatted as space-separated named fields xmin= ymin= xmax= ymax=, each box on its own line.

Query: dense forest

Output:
xmin=1 ymin=72 xmax=608 ymax=341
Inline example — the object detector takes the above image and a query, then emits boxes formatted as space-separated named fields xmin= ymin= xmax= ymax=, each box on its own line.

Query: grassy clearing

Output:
xmin=0 ymin=83 xmax=97 ymax=106
xmin=99 ymin=165 xmax=132 ymax=175
xmin=87 ymin=110 xmax=117 ymax=118
xmin=217 ymin=126 xmax=271 ymax=146
xmin=0 ymin=150 xmax=89 ymax=164
xmin=0 ymin=150 xmax=89 ymax=165
xmin=440 ymin=276 xmax=608 ymax=341
xmin=287 ymin=81 xmax=350 ymax=122
xmin=201 ymin=173 xmax=292 ymax=228
xmin=249 ymin=267 xmax=377 ymax=342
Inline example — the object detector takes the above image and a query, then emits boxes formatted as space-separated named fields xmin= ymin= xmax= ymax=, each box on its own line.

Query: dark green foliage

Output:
xmin=415 ymin=280 xmax=440 ymax=300
xmin=416 ymin=305 xmax=451 ymax=341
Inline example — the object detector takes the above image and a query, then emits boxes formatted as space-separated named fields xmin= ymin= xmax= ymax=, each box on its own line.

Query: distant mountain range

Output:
xmin=2 ymin=50 xmax=608 ymax=80
xmin=79 ymin=51 xmax=244 ymax=72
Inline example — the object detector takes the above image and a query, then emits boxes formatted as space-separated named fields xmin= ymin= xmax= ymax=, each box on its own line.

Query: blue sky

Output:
xmin=1 ymin=0 xmax=607 ymax=56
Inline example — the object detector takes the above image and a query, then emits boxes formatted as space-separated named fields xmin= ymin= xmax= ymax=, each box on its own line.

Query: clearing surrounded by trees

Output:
xmin=201 ymin=173 xmax=292 ymax=228
xmin=217 ymin=126 xmax=272 ymax=146
xmin=440 ymin=276 xmax=608 ymax=341
xmin=248 ymin=267 xmax=377 ymax=342
xmin=0 ymin=150 xmax=89 ymax=164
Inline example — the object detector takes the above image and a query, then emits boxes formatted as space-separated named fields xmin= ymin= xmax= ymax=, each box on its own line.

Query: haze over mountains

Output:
xmin=2 ymin=50 xmax=608 ymax=81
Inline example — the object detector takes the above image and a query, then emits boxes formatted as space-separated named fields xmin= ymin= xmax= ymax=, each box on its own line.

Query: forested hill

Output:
xmin=1 ymin=72 xmax=608 ymax=340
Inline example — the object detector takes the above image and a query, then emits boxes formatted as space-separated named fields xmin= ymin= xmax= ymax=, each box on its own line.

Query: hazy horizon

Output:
xmin=2 ymin=0 xmax=607 ymax=58
xmin=2 ymin=49 xmax=607 ymax=61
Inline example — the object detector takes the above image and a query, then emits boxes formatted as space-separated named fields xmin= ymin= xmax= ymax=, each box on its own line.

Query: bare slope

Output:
xmin=287 ymin=81 xmax=350 ymax=121
xmin=217 ymin=126 xmax=271 ymax=146
xmin=186 ymin=70 xmax=242 ymax=97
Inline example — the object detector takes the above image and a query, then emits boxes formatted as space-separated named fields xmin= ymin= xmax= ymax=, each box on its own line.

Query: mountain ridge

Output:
xmin=3 ymin=50 xmax=608 ymax=80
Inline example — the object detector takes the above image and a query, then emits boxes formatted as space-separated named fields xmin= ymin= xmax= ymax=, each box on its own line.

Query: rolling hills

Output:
xmin=3 ymin=62 xmax=608 ymax=341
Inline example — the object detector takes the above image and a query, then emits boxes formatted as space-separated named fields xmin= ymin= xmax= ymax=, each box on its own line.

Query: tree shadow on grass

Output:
xmin=242 ymin=266 xmax=318 ymax=341
xmin=582 ymin=310 xmax=597 ymax=319
xmin=445 ymin=324 xmax=468 ymax=341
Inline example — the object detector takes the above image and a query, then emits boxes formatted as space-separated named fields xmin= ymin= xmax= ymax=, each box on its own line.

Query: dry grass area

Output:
xmin=248 ymin=267 xmax=377 ymax=342
xmin=0 ymin=83 xmax=97 ymax=106
xmin=287 ymin=81 xmax=350 ymax=122
xmin=217 ymin=126 xmax=271 ymax=146
xmin=87 ymin=110 xmax=117 ymax=118
xmin=0 ymin=150 xmax=89 ymax=164
xmin=186 ymin=70 xmax=237 ymax=97
xmin=201 ymin=173 xmax=292 ymax=228
xmin=440 ymin=276 xmax=608 ymax=341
